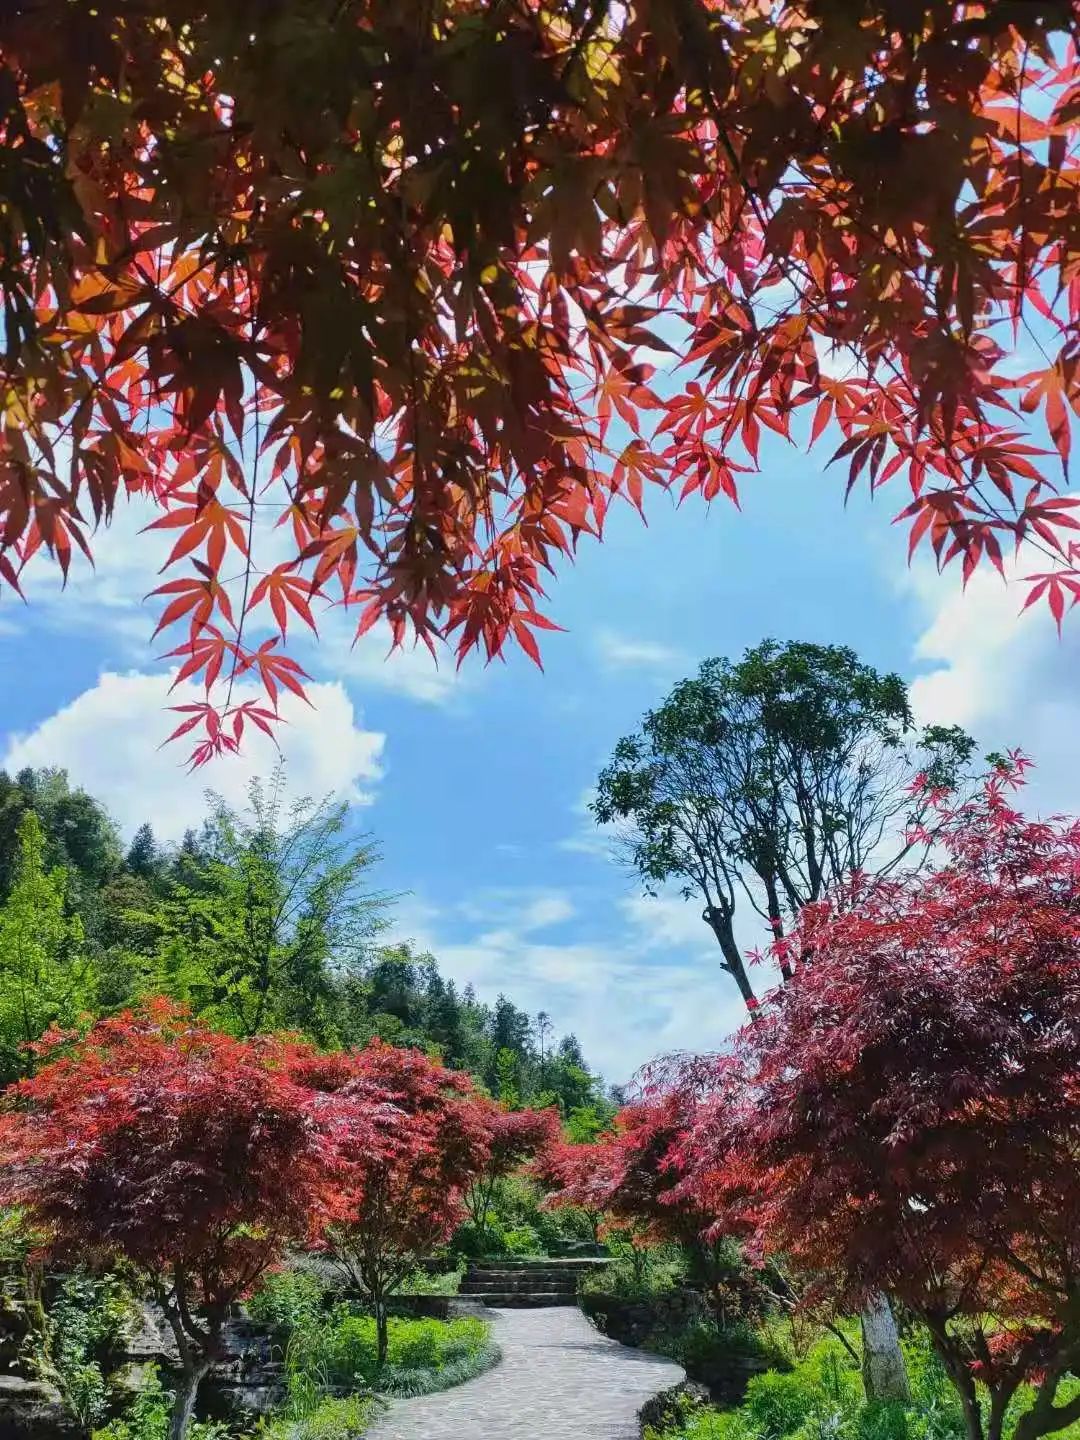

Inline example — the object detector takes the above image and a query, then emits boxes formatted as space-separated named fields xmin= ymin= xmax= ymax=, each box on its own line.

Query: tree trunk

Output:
xmin=375 ymin=1296 xmax=388 ymax=1370
xmin=168 ymin=1359 xmax=209 ymax=1440
xmin=860 ymin=1291 xmax=911 ymax=1404
xmin=703 ymin=907 xmax=757 ymax=1007
xmin=987 ymin=1389 xmax=1013 ymax=1440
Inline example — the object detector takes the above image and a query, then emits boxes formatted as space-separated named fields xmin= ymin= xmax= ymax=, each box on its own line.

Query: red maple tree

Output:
xmin=1 ymin=5 xmax=1079 ymax=760
xmin=291 ymin=1040 xmax=492 ymax=1366
xmin=0 ymin=1001 xmax=336 ymax=1440
xmin=465 ymin=1102 xmax=561 ymax=1240
xmin=541 ymin=1092 xmax=734 ymax=1296
xmin=675 ymin=764 xmax=1080 ymax=1440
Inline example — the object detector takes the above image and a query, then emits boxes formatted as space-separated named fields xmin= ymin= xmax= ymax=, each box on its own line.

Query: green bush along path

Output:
xmin=367 ymin=1306 xmax=685 ymax=1440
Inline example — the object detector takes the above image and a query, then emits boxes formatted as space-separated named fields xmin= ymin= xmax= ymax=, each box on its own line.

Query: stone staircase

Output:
xmin=459 ymin=1256 xmax=610 ymax=1308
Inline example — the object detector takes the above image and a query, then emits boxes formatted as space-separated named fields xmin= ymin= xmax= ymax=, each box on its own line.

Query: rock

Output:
xmin=639 ymin=1379 xmax=713 ymax=1436
xmin=0 ymin=1375 xmax=83 ymax=1440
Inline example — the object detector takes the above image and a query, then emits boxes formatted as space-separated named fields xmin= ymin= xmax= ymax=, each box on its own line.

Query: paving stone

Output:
xmin=366 ymin=1306 xmax=685 ymax=1440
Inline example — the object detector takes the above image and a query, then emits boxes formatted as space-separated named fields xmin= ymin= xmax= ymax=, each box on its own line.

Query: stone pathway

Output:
xmin=366 ymin=1306 xmax=685 ymax=1440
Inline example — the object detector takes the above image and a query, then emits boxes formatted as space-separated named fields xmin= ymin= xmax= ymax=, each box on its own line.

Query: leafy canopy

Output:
xmin=2 ymin=4 xmax=1079 ymax=760
xmin=0 ymin=999 xmax=339 ymax=1438
xmin=673 ymin=762 xmax=1080 ymax=1440
xmin=290 ymin=1039 xmax=493 ymax=1359
xmin=595 ymin=640 xmax=975 ymax=1003
xmin=0 ymin=810 xmax=90 ymax=1083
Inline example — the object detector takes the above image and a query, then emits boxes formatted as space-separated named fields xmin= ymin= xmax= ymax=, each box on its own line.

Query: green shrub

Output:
xmin=449 ymin=1219 xmax=507 ymax=1257
xmin=503 ymin=1225 xmax=543 ymax=1256
xmin=92 ymin=1364 xmax=229 ymax=1440
xmin=248 ymin=1271 xmax=328 ymax=1334
xmin=285 ymin=1310 xmax=496 ymax=1402
xmin=257 ymin=1395 xmax=380 ymax=1440
xmin=581 ymin=1248 xmax=686 ymax=1302
xmin=38 ymin=1271 xmax=138 ymax=1428
xmin=742 ymin=1369 xmax=822 ymax=1437
xmin=392 ymin=1266 xmax=463 ymax=1297
xmin=645 ymin=1329 xmax=971 ymax=1440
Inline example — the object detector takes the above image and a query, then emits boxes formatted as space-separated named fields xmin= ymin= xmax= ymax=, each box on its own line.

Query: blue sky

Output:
xmin=2 ymin=431 xmax=1079 ymax=1082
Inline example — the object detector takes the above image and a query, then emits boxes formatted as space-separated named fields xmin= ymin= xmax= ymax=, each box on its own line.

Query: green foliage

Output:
xmin=392 ymin=1267 xmax=463 ymax=1297
xmin=595 ymin=641 xmax=977 ymax=1002
xmin=0 ymin=762 xmax=608 ymax=1110
xmin=93 ymin=1365 xmax=230 ymax=1440
xmin=120 ymin=769 xmax=389 ymax=1041
xmin=450 ymin=1172 xmax=575 ymax=1258
xmin=247 ymin=1271 xmax=328 ymax=1334
xmin=580 ymin=1248 xmax=686 ymax=1302
xmin=565 ymin=1101 xmax=617 ymax=1143
xmin=257 ymin=1395 xmax=380 ymax=1440
xmin=646 ymin=1331 xmax=967 ymax=1440
xmin=0 ymin=768 xmax=122 ymax=903
xmin=654 ymin=1319 xmax=786 ymax=1382
xmin=0 ymin=1204 xmax=38 ymax=1265
xmin=93 ymin=1364 xmax=173 ymax=1440
xmin=280 ymin=1305 xmax=496 ymax=1404
xmin=0 ymin=810 xmax=93 ymax=1083
xmin=34 ymin=1271 xmax=136 ymax=1428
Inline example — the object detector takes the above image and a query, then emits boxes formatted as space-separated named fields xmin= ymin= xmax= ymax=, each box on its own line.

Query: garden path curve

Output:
xmin=366 ymin=1306 xmax=685 ymax=1440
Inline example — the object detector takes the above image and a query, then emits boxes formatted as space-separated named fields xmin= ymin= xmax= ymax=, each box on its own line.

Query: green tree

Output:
xmin=133 ymin=769 xmax=388 ymax=1039
xmin=595 ymin=640 xmax=975 ymax=1006
xmin=0 ymin=769 xmax=121 ymax=901
xmin=0 ymin=812 xmax=92 ymax=1082
xmin=125 ymin=823 xmax=163 ymax=882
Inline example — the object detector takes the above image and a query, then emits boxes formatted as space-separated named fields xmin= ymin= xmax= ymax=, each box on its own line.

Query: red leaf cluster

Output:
xmin=2 ymin=5 xmax=1080 ymax=758
xmin=0 ymin=999 xmax=333 ymax=1305
xmin=542 ymin=1093 xmax=707 ymax=1251
xmin=289 ymin=1041 xmax=493 ymax=1291
xmin=670 ymin=765 xmax=1080 ymax=1432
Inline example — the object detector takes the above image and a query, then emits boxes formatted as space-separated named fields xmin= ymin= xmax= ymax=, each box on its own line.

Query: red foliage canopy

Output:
xmin=467 ymin=1101 xmax=560 ymax=1223
xmin=2 ymin=4 xmax=1080 ymax=759
xmin=675 ymin=766 xmax=1080 ymax=1440
xmin=0 ymin=1000 xmax=337 ymax=1437
xmin=544 ymin=1094 xmax=706 ymax=1250
xmin=291 ymin=1040 xmax=492 ymax=1333
xmin=0 ymin=999 xmax=332 ymax=1297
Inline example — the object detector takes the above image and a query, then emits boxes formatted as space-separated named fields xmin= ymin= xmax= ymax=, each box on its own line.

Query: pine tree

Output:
xmin=125 ymin=823 xmax=162 ymax=881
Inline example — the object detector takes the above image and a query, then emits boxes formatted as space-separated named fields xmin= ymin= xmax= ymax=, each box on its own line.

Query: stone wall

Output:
xmin=582 ymin=1288 xmax=775 ymax=1405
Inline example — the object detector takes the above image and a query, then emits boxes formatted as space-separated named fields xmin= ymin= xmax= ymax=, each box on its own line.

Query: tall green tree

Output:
xmin=595 ymin=639 xmax=978 ymax=1402
xmin=0 ymin=812 xmax=92 ymax=1082
xmin=595 ymin=640 xmax=975 ymax=1005
xmin=133 ymin=769 xmax=388 ymax=1039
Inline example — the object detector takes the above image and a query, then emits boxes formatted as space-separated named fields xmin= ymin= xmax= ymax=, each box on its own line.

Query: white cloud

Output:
xmin=332 ymin=616 xmax=468 ymax=707
xmin=593 ymin=628 xmax=687 ymax=673
xmin=454 ymin=888 xmax=576 ymax=933
xmin=388 ymin=883 xmax=749 ymax=1084
xmin=1 ymin=671 xmax=385 ymax=842
xmin=902 ymin=555 xmax=1080 ymax=816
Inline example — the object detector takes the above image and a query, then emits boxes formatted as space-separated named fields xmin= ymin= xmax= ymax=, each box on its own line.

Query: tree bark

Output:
xmin=703 ymin=907 xmax=757 ymax=1006
xmin=168 ymin=1359 xmax=209 ymax=1440
xmin=375 ymin=1295 xmax=389 ymax=1370
xmin=860 ymin=1291 xmax=911 ymax=1404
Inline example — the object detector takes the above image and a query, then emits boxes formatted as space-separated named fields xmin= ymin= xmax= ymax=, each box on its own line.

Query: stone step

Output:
xmin=463 ymin=1269 xmax=579 ymax=1283
xmin=464 ymin=1291 xmax=581 ymax=1307
xmin=467 ymin=1257 xmax=609 ymax=1270
xmin=461 ymin=1280 xmax=577 ymax=1296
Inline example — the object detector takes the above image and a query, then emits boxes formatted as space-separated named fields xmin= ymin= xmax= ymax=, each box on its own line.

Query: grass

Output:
xmin=257 ymin=1396 xmax=381 ymax=1440
xmin=285 ymin=1311 xmax=498 ymax=1399
xmin=239 ymin=1271 xmax=500 ymax=1439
